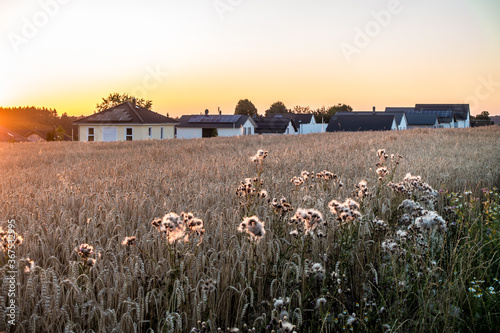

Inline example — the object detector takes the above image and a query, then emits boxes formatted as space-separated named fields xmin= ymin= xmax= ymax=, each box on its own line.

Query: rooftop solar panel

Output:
xmin=89 ymin=108 xmax=132 ymax=122
xmin=406 ymin=110 xmax=452 ymax=118
xmin=188 ymin=115 xmax=241 ymax=123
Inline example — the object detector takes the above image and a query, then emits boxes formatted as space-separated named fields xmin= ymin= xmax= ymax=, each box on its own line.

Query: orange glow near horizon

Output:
xmin=1 ymin=1 xmax=499 ymax=117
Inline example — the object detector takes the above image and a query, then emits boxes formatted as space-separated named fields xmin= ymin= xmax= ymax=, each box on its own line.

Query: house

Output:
xmin=336 ymin=110 xmax=408 ymax=130
xmin=176 ymin=111 xmax=256 ymax=139
xmin=270 ymin=113 xmax=324 ymax=134
xmin=405 ymin=113 xmax=440 ymax=129
xmin=74 ymin=101 xmax=178 ymax=142
xmin=23 ymin=129 xmax=74 ymax=142
xmin=415 ymin=104 xmax=470 ymax=128
xmin=254 ymin=117 xmax=298 ymax=135
xmin=326 ymin=114 xmax=397 ymax=132
xmin=0 ymin=125 xmax=26 ymax=142
xmin=385 ymin=104 xmax=471 ymax=129
xmin=24 ymin=129 xmax=48 ymax=142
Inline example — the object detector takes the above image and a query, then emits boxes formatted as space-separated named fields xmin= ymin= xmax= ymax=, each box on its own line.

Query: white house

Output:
xmin=74 ymin=101 xmax=178 ymax=142
xmin=337 ymin=110 xmax=408 ymax=130
xmin=386 ymin=104 xmax=471 ymax=129
xmin=176 ymin=112 xmax=256 ymax=139
xmin=326 ymin=114 xmax=397 ymax=132
xmin=270 ymin=113 xmax=324 ymax=134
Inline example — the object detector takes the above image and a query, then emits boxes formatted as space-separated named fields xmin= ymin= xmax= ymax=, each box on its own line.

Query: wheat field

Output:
xmin=1 ymin=127 xmax=499 ymax=332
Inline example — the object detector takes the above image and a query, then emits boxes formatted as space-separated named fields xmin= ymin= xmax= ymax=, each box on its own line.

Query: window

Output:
xmin=126 ymin=128 xmax=133 ymax=141
xmin=160 ymin=127 xmax=164 ymax=139
xmin=247 ymin=127 xmax=252 ymax=135
xmin=88 ymin=127 xmax=94 ymax=141
xmin=148 ymin=127 xmax=152 ymax=138
xmin=243 ymin=127 xmax=247 ymax=135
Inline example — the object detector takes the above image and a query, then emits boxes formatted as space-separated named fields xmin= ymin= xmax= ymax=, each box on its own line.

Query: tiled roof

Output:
xmin=74 ymin=102 xmax=178 ymax=125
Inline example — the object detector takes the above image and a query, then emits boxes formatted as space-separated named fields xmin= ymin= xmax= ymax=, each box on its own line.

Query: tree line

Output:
xmin=234 ymin=99 xmax=352 ymax=123
xmin=0 ymin=106 xmax=80 ymax=140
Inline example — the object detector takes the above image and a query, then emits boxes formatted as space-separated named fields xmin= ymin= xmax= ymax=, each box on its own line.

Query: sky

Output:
xmin=1 ymin=0 xmax=499 ymax=117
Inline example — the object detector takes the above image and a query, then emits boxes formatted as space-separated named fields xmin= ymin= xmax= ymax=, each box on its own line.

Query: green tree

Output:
xmin=96 ymin=93 xmax=152 ymax=112
xmin=313 ymin=103 xmax=352 ymax=123
xmin=292 ymin=105 xmax=312 ymax=114
xmin=234 ymin=99 xmax=258 ymax=116
xmin=265 ymin=101 xmax=289 ymax=116
xmin=475 ymin=111 xmax=491 ymax=120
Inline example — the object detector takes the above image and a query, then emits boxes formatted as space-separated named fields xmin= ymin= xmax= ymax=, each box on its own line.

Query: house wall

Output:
xmin=218 ymin=128 xmax=243 ymax=137
xmin=176 ymin=128 xmax=203 ymax=139
xmin=285 ymin=121 xmax=297 ymax=134
xmin=300 ymin=124 xmax=326 ymax=134
xmin=242 ymin=119 xmax=256 ymax=135
xmin=391 ymin=120 xmax=398 ymax=131
xmin=78 ymin=124 xmax=175 ymax=142
xmin=219 ymin=119 xmax=256 ymax=136
xmin=407 ymin=120 xmax=439 ymax=129
xmin=177 ymin=120 xmax=255 ymax=139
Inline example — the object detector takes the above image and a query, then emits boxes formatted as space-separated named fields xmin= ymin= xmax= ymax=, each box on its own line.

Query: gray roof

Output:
xmin=405 ymin=113 xmax=438 ymax=126
xmin=254 ymin=117 xmax=297 ymax=134
xmin=270 ymin=113 xmax=314 ymax=124
xmin=74 ymin=102 xmax=178 ymax=125
xmin=336 ymin=111 xmax=405 ymax=127
xmin=385 ymin=107 xmax=416 ymax=113
xmin=326 ymin=114 xmax=395 ymax=132
xmin=177 ymin=114 xmax=253 ymax=128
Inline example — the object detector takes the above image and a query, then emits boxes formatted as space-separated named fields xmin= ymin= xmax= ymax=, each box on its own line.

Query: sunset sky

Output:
xmin=1 ymin=0 xmax=499 ymax=117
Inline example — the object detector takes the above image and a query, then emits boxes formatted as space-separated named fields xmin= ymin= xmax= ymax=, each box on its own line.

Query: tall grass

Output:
xmin=0 ymin=127 xmax=499 ymax=332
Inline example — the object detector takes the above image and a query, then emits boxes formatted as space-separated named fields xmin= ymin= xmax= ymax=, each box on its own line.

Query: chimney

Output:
xmin=218 ymin=107 xmax=221 ymax=115
xmin=372 ymin=106 xmax=376 ymax=114
xmin=205 ymin=109 xmax=209 ymax=116
xmin=132 ymin=98 xmax=136 ymax=107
